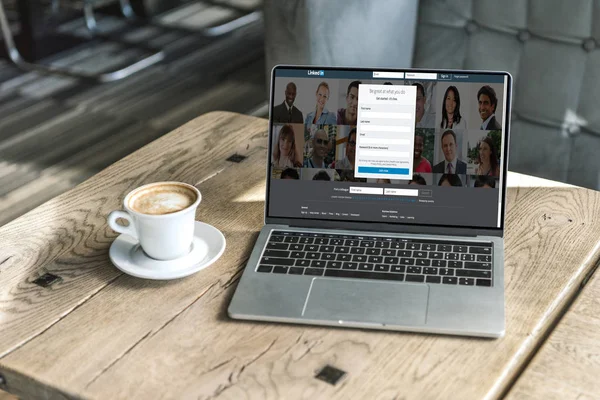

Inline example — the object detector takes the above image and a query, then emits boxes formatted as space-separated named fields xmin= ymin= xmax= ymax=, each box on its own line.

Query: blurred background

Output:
xmin=1 ymin=0 xmax=599 ymax=230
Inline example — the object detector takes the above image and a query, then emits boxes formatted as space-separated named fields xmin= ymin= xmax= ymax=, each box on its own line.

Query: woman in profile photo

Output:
xmin=438 ymin=174 xmax=463 ymax=187
xmin=304 ymin=82 xmax=337 ymax=125
xmin=409 ymin=174 xmax=427 ymax=185
xmin=313 ymin=170 xmax=332 ymax=181
xmin=440 ymin=86 xmax=467 ymax=130
xmin=476 ymin=137 xmax=500 ymax=176
xmin=272 ymin=124 xmax=302 ymax=169
xmin=280 ymin=168 xmax=300 ymax=180
xmin=474 ymin=176 xmax=496 ymax=188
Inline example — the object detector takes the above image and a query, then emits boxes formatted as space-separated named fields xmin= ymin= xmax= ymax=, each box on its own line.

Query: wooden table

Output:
xmin=1 ymin=112 xmax=600 ymax=400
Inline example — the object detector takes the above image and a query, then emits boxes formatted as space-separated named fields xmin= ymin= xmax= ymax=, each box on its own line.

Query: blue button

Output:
xmin=357 ymin=167 xmax=409 ymax=175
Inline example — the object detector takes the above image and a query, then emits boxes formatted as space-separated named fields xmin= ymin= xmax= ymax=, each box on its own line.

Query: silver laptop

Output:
xmin=228 ymin=66 xmax=511 ymax=338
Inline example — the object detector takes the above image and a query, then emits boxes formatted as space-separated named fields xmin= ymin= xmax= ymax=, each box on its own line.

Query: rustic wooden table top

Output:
xmin=1 ymin=112 xmax=600 ymax=400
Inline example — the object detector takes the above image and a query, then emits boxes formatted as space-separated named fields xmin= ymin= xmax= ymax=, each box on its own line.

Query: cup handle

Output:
xmin=108 ymin=210 xmax=138 ymax=239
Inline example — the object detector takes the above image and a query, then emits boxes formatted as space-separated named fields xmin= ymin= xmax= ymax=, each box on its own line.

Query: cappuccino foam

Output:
xmin=129 ymin=183 xmax=197 ymax=215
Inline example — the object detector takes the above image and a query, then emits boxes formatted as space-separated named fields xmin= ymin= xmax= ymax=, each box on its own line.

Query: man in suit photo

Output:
xmin=478 ymin=85 xmax=501 ymax=130
xmin=272 ymin=82 xmax=304 ymax=123
xmin=432 ymin=130 xmax=467 ymax=174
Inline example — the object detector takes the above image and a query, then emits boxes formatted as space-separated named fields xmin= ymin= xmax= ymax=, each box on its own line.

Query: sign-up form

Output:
xmin=355 ymin=85 xmax=417 ymax=180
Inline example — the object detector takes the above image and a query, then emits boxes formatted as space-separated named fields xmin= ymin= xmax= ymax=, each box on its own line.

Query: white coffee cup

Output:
xmin=108 ymin=182 xmax=201 ymax=261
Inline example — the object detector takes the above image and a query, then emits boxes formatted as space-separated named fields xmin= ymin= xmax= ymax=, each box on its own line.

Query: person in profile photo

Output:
xmin=413 ymin=133 xmax=432 ymax=173
xmin=474 ymin=176 xmax=496 ymax=188
xmin=304 ymin=82 xmax=337 ymax=125
xmin=478 ymin=85 xmax=501 ymax=130
xmin=432 ymin=130 xmax=467 ymax=174
xmin=440 ymin=86 xmax=467 ymax=129
xmin=409 ymin=174 xmax=427 ymax=185
xmin=476 ymin=137 xmax=500 ymax=176
xmin=313 ymin=170 xmax=331 ymax=181
xmin=272 ymin=82 xmax=303 ymax=123
xmin=272 ymin=124 xmax=302 ymax=169
xmin=280 ymin=168 xmax=299 ymax=180
xmin=413 ymin=83 xmax=435 ymax=128
xmin=337 ymin=81 xmax=361 ymax=125
xmin=329 ymin=128 xmax=356 ymax=169
xmin=438 ymin=174 xmax=463 ymax=187
xmin=304 ymin=129 xmax=330 ymax=168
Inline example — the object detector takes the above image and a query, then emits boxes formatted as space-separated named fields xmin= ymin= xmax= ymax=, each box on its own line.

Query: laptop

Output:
xmin=228 ymin=65 xmax=511 ymax=338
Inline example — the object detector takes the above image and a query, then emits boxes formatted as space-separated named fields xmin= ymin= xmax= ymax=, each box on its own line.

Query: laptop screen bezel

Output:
xmin=264 ymin=65 xmax=512 ymax=237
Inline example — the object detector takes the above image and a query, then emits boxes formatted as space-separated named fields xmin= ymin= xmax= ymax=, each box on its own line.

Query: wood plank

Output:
xmin=506 ymin=267 xmax=600 ymax=399
xmin=1 ymin=112 xmax=600 ymax=399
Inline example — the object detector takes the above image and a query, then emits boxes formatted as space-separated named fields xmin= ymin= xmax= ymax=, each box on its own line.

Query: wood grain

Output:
xmin=1 ymin=112 xmax=600 ymax=400
xmin=506 ymin=267 xmax=600 ymax=399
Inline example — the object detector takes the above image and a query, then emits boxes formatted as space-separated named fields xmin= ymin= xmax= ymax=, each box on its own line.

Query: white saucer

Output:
xmin=109 ymin=221 xmax=226 ymax=280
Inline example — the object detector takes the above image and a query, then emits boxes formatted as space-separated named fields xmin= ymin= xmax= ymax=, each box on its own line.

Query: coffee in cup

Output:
xmin=108 ymin=182 xmax=201 ymax=261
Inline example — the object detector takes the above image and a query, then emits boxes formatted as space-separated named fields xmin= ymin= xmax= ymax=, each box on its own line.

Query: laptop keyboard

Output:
xmin=256 ymin=231 xmax=493 ymax=287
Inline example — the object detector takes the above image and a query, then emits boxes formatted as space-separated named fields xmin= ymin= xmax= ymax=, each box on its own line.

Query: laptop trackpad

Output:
xmin=302 ymin=278 xmax=428 ymax=325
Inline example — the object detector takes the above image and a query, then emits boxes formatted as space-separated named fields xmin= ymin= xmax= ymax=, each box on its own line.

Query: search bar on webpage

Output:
xmin=373 ymin=71 xmax=405 ymax=79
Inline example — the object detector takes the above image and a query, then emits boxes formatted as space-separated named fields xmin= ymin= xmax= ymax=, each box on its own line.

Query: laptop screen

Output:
xmin=266 ymin=66 xmax=511 ymax=230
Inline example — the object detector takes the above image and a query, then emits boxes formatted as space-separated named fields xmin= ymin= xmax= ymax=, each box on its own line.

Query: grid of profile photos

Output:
xmin=270 ymin=77 xmax=503 ymax=190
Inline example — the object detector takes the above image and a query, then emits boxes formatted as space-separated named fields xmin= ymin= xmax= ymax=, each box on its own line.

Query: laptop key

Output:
xmin=477 ymin=255 xmax=492 ymax=262
xmin=406 ymin=274 xmax=425 ymax=282
xmin=398 ymin=250 xmax=412 ymax=257
xmin=407 ymin=243 xmax=420 ymax=250
xmin=350 ymin=248 xmax=365 ymax=255
xmin=261 ymin=257 xmax=294 ymax=266
xmin=429 ymin=252 xmax=444 ymax=259
xmin=330 ymin=239 xmax=344 ymax=246
xmin=416 ymin=259 xmax=431 ymax=266
xmin=453 ymin=245 xmax=468 ymax=253
xmin=400 ymin=258 xmax=415 ymax=265
xmin=374 ymin=264 xmax=390 ymax=272
xmin=337 ymin=254 xmax=352 ymax=261
xmin=295 ymin=259 xmax=311 ymax=267
xmin=307 ymin=252 xmax=320 ymax=260
xmin=423 ymin=267 xmax=438 ymax=274
xmin=382 ymin=249 xmax=396 ymax=256
xmin=289 ymin=267 xmax=304 ymax=275
xmin=448 ymin=261 xmax=463 ymax=268
xmin=353 ymin=255 xmax=367 ymax=262
xmin=445 ymin=253 xmax=459 ymax=260
xmin=368 ymin=256 xmax=383 ymax=263
xmin=263 ymin=250 xmax=290 ymax=258
xmin=375 ymin=241 xmax=390 ymax=248
xmin=432 ymin=260 xmax=447 ymax=267
xmin=325 ymin=269 xmax=405 ymax=281
xmin=336 ymin=246 xmax=350 ymax=254
xmin=465 ymin=262 xmax=491 ymax=270
xmin=361 ymin=241 xmax=375 ymax=248
xmin=426 ymin=275 xmax=441 ymax=284
xmin=327 ymin=261 xmax=342 ymax=269
xmin=273 ymin=266 xmax=288 ymax=274
xmin=456 ymin=269 xmax=491 ymax=278
xmin=290 ymin=244 xmax=304 ymax=251
xmin=407 ymin=266 xmax=422 ymax=274
xmin=284 ymin=237 xmax=299 ymax=243
xmin=470 ymin=246 xmax=492 ymax=254
xmin=461 ymin=254 xmax=475 ymax=261
xmin=391 ymin=242 xmax=405 ymax=249
xmin=321 ymin=253 xmax=336 ymax=260
xmin=305 ymin=268 xmax=324 ymax=276
xmin=391 ymin=265 xmax=406 ymax=273
xmin=291 ymin=251 xmax=305 ymax=258
xmin=438 ymin=244 xmax=452 ymax=252
xmin=342 ymin=262 xmax=358 ymax=270
xmin=422 ymin=244 xmax=436 ymax=251
xmin=358 ymin=263 xmax=374 ymax=271
xmin=459 ymin=278 xmax=475 ymax=286
xmin=442 ymin=277 xmax=458 ymax=285
xmin=414 ymin=251 xmax=427 ymax=258
xmin=439 ymin=268 xmax=454 ymax=276
xmin=366 ymin=248 xmax=381 ymax=255
xmin=320 ymin=245 xmax=334 ymax=252
xmin=299 ymin=237 xmax=314 ymax=244
xmin=315 ymin=238 xmax=329 ymax=245
xmin=257 ymin=265 xmax=273 ymax=273
xmin=476 ymin=279 xmax=492 ymax=287
xmin=311 ymin=260 xmax=326 ymax=268
xmin=306 ymin=245 xmax=319 ymax=252
xmin=384 ymin=256 xmax=399 ymax=264
xmin=270 ymin=235 xmax=285 ymax=242
xmin=266 ymin=243 xmax=288 ymax=250
xmin=345 ymin=239 xmax=359 ymax=246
